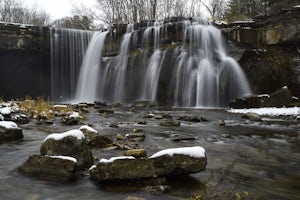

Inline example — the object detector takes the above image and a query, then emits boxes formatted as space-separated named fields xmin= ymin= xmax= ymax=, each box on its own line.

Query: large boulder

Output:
xmin=90 ymin=146 xmax=207 ymax=181
xmin=0 ymin=121 xmax=23 ymax=142
xmin=18 ymin=155 xmax=77 ymax=182
xmin=79 ymin=125 xmax=113 ymax=148
xmin=40 ymin=129 xmax=93 ymax=169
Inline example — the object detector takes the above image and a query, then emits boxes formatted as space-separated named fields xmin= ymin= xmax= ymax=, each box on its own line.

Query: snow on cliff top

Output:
xmin=43 ymin=129 xmax=85 ymax=142
xmin=150 ymin=146 xmax=206 ymax=158
xmin=228 ymin=107 xmax=300 ymax=116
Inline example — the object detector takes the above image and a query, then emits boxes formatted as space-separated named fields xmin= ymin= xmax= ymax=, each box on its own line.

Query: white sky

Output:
xmin=25 ymin=0 xmax=96 ymax=20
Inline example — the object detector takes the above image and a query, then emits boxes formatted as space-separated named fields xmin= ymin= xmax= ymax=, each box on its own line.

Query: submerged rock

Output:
xmin=90 ymin=146 xmax=206 ymax=181
xmin=178 ymin=115 xmax=208 ymax=122
xmin=242 ymin=112 xmax=262 ymax=121
xmin=18 ymin=155 xmax=77 ymax=182
xmin=160 ymin=120 xmax=180 ymax=127
xmin=0 ymin=121 xmax=23 ymax=142
xmin=40 ymin=129 xmax=93 ymax=169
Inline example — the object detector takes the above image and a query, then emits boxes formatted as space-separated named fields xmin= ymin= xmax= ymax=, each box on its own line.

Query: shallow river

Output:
xmin=0 ymin=107 xmax=299 ymax=200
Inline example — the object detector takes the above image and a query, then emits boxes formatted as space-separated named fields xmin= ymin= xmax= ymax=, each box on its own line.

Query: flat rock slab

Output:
xmin=18 ymin=155 xmax=77 ymax=182
xmin=90 ymin=153 xmax=207 ymax=181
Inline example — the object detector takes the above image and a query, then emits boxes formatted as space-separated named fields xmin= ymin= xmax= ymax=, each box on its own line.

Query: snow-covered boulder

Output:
xmin=40 ymin=129 xmax=93 ymax=169
xmin=79 ymin=125 xmax=113 ymax=148
xmin=0 ymin=121 xmax=23 ymax=142
xmin=62 ymin=112 xmax=82 ymax=125
xmin=90 ymin=146 xmax=206 ymax=181
xmin=18 ymin=155 xmax=77 ymax=182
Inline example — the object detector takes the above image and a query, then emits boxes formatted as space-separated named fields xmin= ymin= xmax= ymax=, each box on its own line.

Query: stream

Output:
xmin=0 ymin=107 xmax=299 ymax=200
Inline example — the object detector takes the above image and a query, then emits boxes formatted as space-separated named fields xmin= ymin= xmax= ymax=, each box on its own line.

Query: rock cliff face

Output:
xmin=0 ymin=23 xmax=51 ymax=99
xmin=219 ymin=6 xmax=300 ymax=97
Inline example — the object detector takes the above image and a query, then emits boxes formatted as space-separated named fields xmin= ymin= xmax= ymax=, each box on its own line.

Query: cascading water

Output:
xmin=50 ymin=28 xmax=93 ymax=101
xmin=74 ymin=31 xmax=108 ymax=102
xmin=140 ymin=22 xmax=166 ymax=100
xmin=51 ymin=19 xmax=251 ymax=107
xmin=171 ymin=22 xmax=251 ymax=107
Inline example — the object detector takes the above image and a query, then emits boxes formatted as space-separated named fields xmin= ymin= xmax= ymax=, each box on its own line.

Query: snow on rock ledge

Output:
xmin=90 ymin=146 xmax=207 ymax=181
xmin=0 ymin=121 xmax=23 ymax=142
xmin=150 ymin=146 xmax=206 ymax=158
xmin=41 ymin=129 xmax=93 ymax=169
xmin=43 ymin=129 xmax=85 ymax=142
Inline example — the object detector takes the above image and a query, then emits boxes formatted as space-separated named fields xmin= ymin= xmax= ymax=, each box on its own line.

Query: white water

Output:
xmin=52 ymin=20 xmax=252 ymax=107
xmin=50 ymin=28 xmax=93 ymax=101
xmin=74 ymin=31 xmax=108 ymax=103
xmin=172 ymin=23 xmax=252 ymax=107
xmin=139 ymin=22 xmax=166 ymax=101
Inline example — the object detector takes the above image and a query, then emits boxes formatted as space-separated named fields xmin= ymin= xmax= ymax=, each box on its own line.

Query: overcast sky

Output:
xmin=25 ymin=0 xmax=96 ymax=20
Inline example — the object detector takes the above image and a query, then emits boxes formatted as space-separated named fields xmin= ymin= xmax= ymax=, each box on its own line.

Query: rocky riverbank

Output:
xmin=1 ymin=98 xmax=300 ymax=199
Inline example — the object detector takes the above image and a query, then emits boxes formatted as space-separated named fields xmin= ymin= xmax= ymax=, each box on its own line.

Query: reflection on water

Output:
xmin=0 ymin=108 xmax=299 ymax=200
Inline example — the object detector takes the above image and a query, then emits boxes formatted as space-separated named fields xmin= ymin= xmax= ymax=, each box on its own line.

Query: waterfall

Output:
xmin=171 ymin=22 xmax=252 ymax=107
xmin=74 ymin=31 xmax=108 ymax=103
xmin=51 ymin=19 xmax=251 ymax=107
xmin=139 ymin=22 xmax=166 ymax=101
xmin=50 ymin=28 xmax=93 ymax=101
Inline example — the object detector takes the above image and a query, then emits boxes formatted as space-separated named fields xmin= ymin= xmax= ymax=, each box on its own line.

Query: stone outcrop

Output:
xmin=40 ymin=130 xmax=93 ymax=169
xmin=220 ymin=6 xmax=300 ymax=47
xmin=230 ymin=86 xmax=298 ymax=108
xmin=0 ymin=121 xmax=23 ymax=142
xmin=18 ymin=155 xmax=77 ymax=182
xmin=218 ymin=7 xmax=300 ymax=97
xmin=90 ymin=147 xmax=207 ymax=182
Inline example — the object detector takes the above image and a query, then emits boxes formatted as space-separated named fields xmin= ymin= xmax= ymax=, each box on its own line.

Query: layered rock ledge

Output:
xmin=90 ymin=146 xmax=207 ymax=182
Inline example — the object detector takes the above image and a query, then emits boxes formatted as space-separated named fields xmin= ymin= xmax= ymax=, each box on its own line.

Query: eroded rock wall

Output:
xmin=0 ymin=23 xmax=51 ymax=100
xmin=220 ymin=6 xmax=300 ymax=97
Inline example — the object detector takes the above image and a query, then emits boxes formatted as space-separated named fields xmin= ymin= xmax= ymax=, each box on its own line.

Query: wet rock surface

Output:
xmin=18 ymin=155 xmax=77 ymax=182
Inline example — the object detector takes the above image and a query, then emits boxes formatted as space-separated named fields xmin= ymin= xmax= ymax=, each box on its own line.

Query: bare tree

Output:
xmin=0 ymin=0 xmax=50 ymax=25
xmin=199 ymin=0 xmax=226 ymax=20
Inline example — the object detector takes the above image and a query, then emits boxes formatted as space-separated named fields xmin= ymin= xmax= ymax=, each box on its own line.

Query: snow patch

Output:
xmin=258 ymin=94 xmax=270 ymax=98
xmin=43 ymin=129 xmax=85 ymax=142
xmin=228 ymin=107 xmax=300 ymax=116
xmin=0 ymin=121 xmax=19 ymax=129
xmin=79 ymin=125 xmax=97 ymax=133
xmin=0 ymin=114 xmax=3 ymax=121
xmin=89 ymin=165 xmax=97 ymax=171
xmin=150 ymin=146 xmax=206 ymax=159
xmin=48 ymin=156 xmax=77 ymax=163
xmin=53 ymin=105 xmax=68 ymax=109
xmin=69 ymin=112 xmax=80 ymax=119
xmin=100 ymin=156 xmax=135 ymax=163
xmin=0 ymin=107 xmax=11 ymax=115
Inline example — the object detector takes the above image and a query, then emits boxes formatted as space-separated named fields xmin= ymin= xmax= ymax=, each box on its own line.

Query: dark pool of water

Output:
xmin=1 ymin=107 xmax=299 ymax=200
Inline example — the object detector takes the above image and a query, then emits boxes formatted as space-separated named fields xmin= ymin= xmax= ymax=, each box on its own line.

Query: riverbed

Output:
xmin=0 ymin=106 xmax=299 ymax=200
